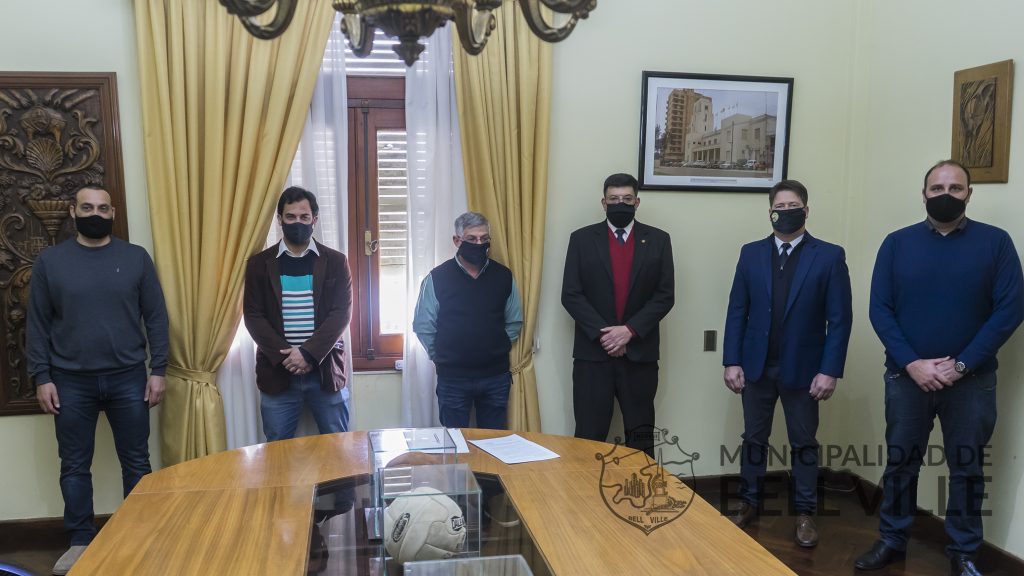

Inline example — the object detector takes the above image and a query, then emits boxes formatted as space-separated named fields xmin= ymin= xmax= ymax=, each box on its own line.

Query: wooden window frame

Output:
xmin=347 ymin=76 xmax=406 ymax=371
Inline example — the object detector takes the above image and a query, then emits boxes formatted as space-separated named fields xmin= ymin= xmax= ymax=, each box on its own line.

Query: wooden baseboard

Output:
xmin=0 ymin=516 xmax=109 ymax=552
xmin=685 ymin=467 xmax=1024 ymax=572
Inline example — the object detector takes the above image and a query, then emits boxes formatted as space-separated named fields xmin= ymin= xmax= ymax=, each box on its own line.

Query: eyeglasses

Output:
xmin=606 ymin=195 xmax=637 ymax=205
xmin=461 ymin=235 xmax=490 ymax=244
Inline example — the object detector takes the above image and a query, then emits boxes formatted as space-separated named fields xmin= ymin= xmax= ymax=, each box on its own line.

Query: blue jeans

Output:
xmin=260 ymin=369 xmax=349 ymax=441
xmin=436 ymin=372 xmax=512 ymax=430
xmin=739 ymin=367 xmax=820 ymax=515
xmin=52 ymin=364 xmax=151 ymax=546
xmin=879 ymin=370 xmax=997 ymax=556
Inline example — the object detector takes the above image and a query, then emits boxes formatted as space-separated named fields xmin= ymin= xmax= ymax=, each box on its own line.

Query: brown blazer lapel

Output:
xmin=312 ymin=241 xmax=328 ymax=318
xmin=265 ymin=255 xmax=282 ymax=306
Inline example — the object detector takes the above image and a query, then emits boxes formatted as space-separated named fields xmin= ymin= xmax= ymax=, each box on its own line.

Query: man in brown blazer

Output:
xmin=244 ymin=187 xmax=353 ymax=440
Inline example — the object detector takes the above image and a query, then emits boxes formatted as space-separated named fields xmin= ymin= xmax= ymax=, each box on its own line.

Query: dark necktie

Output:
xmin=615 ymin=228 xmax=626 ymax=245
xmin=779 ymin=242 xmax=792 ymax=270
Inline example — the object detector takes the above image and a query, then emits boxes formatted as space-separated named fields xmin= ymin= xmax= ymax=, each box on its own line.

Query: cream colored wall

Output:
xmin=540 ymin=0 xmax=858 ymax=472
xmin=0 ymin=0 xmax=154 ymax=521
xmin=540 ymin=0 xmax=1024 ymax=558
xmin=836 ymin=0 xmax=1024 ymax=557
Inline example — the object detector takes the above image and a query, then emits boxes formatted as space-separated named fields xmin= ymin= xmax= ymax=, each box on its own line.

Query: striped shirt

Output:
xmin=277 ymin=240 xmax=318 ymax=346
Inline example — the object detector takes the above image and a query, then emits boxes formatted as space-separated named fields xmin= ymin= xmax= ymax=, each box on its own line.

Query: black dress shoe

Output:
xmin=726 ymin=501 xmax=757 ymax=528
xmin=950 ymin=555 xmax=983 ymax=576
xmin=854 ymin=540 xmax=905 ymax=570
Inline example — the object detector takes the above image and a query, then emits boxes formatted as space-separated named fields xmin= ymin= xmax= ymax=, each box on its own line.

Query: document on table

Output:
xmin=468 ymin=434 xmax=560 ymax=464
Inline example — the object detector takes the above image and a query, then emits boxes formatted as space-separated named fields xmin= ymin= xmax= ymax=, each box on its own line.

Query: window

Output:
xmin=282 ymin=30 xmax=410 ymax=372
xmin=346 ymin=77 xmax=407 ymax=370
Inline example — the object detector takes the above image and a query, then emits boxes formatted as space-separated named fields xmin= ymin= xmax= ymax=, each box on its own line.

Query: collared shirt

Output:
xmin=607 ymin=219 xmax=635 ymax=243
xmin=773 ymin=233 xmax=805 ymax=254
xmin=276 ymin=238 xmax=320 ymax=259
xmin=924 ymin=216 xmax=970 ymax=235
xmin=412 ymin=260 xmax=523 ymax=360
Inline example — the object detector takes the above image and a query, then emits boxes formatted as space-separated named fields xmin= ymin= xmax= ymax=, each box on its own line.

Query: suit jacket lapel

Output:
xmin=629 ymin=223 xmax=648 ymax=288
xmin=761 ymin=235 xmax=774 ymax=299
xmin=784 ymin=234 xmax=817 ymax=318
xmin=594 ymin=223 xmax=612 ymax=280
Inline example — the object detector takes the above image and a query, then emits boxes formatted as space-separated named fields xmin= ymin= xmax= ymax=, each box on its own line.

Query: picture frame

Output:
xmin=638 ymin=71 xmax=794 ymax=193
xmin=951 ymin=60 xmax=1013 ymax=184
xmin=0 ymin=72 xmax=127 ymax=416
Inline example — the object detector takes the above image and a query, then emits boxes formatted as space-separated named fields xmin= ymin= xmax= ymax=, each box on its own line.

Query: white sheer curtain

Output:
xmin=219 ymin=18 xmax=351 ymax=449
xmin=402 ymin=25 xmax=468 ymax=428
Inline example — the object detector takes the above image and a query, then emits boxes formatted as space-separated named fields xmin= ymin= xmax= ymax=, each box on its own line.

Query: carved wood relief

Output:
xmin=0 ymin=72 xmax=127 ymax=416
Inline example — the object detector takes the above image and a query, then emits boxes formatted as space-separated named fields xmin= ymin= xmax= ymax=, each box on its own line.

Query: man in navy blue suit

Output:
xmin=722 ymin=179 xmax=853 ymax=548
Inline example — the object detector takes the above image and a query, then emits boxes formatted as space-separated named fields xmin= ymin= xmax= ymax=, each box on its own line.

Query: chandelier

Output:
xmin=219 ymin=0 xmax=597 ymax=66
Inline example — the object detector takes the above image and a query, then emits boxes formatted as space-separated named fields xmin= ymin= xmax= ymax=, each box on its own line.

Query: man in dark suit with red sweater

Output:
xmin=561 ymin=173 xmax=675 ymax=456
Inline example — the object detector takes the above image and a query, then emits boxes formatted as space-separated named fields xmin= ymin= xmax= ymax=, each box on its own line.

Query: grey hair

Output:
xmin=454 ymin=211 xmax=489 ymax=237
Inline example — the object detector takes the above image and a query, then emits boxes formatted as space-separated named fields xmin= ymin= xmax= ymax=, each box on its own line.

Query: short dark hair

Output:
xmin=277 ymin=186 xmax=319 ymax=216
xmin=923 ymin=159 xmax=971 ymax=189
xmin=72 ymin=184 xmax=110 ymax=206
xmin=768 ymin=179 xmax=808 ymax=206
xmin=603 ymin=173 xmax=638 ymax=196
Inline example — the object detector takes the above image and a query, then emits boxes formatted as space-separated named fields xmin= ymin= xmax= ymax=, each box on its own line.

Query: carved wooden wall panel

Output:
xmin=0 ymin=72 xmax=127 ymax=416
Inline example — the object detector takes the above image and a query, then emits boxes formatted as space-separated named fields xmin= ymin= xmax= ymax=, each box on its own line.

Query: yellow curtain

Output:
xmin=453 ymin=2 xmax=551 ymax=432
xmin=133 ymin=0 xmax=335 ymax=465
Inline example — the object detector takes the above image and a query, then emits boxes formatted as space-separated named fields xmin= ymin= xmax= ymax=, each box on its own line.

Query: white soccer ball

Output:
xmin=383 ymin=486 xmax=467 ymax=565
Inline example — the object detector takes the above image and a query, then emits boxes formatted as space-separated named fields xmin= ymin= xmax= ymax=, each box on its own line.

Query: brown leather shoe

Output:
xmin=795 ymin=514 xmax=819 ymax=548
xmin=727 ymin=502 xmax=757 ymax=528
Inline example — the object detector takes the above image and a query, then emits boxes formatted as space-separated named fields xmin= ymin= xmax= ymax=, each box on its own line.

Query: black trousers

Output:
xmin=572 ymin=357 xmax=659 ymax=456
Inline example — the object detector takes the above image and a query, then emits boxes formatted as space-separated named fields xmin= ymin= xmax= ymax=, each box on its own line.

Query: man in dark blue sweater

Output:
xmin=27 ymin=186 xmax=169 ymax=575
xmin=856 ymin=161 xmax=1023 ymax=576
xmin=413 ymin=212 xmax=522 ymax=429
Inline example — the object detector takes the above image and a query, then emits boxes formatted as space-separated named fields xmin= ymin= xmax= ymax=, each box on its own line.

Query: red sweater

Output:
xmin=608 ymin=227 xmax=635 ymax=323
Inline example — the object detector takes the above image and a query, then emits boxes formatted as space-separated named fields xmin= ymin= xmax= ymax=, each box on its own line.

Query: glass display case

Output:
xmin=403 ymin=554 xmax=533 ymax=576
xmin=309 ymin=474 xmax=550 ymax=576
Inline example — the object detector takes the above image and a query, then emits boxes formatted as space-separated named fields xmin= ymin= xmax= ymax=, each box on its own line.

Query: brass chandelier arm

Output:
xmin=518 ymin=0 xmax=595 ymax=43
xmin=340 ymin=14 xmax=376 ymax=58
xmin=452 ymin=2 xmax=497 ymax=55
xmin=218 ymin=0 xmax=281 ymax=17
xmin=219 ymin=0 xmax=297 ymax=40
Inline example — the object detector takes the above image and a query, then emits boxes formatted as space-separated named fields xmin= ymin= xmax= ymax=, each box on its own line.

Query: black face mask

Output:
xmin=75 ymin=214 xmax=113 ymax=240
xmin=458 ymin=241 xmax=490 ymax=267
xmin=606 ymin=203 xmax=636 ymax=228
xmin=282 ymin=222 xmax=314 ymax=245
xmin=770 ymin=207 xmax=806 ymax=235
xmin=925 ymin=194 xmax=967 ymax=223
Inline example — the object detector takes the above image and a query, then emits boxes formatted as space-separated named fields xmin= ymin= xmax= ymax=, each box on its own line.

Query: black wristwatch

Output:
xmin=954 ymin=360 xmax=967 ymax=375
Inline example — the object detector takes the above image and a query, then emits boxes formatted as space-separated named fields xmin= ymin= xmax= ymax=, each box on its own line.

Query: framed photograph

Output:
xmin=951 ymin=60 xmax=1013 ymax=183
xmin=638 ymin=71 xmax=794 ymax=192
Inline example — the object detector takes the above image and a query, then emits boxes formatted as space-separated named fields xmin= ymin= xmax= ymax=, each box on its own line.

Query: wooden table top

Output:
xmin=70 ymin=430 xmax=795 ymax=575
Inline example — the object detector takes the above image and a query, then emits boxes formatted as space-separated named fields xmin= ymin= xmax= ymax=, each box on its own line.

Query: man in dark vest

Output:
xmin=722 ymin=179 xmax=853 ymax=548
xmin=561 ymin=173 xmax=675 ymax=456
xmin=413 ymin=211 xmax=523 ymax=429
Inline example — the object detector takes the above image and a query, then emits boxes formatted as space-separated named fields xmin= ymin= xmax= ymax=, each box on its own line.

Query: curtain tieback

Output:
xmin=510 ymin=353 xmax=533 ymax=376
xmin=166 ymin=364 xmax=217 ymax=387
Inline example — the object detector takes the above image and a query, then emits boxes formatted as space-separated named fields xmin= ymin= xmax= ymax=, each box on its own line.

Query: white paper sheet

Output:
xmin=468 ymin=434 xmax=560 ymax=464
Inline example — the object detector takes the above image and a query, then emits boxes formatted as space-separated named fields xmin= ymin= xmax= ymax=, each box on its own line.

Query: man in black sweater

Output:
xmin=27 ymin=186 xmax=169 ymax=575
xmin=413 ymin=212 xmax=522 ymax=429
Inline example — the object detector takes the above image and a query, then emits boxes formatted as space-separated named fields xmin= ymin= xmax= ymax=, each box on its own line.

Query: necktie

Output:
xmin=779 ymin=242 xmax=791 ymax=270
xmin=615 ymin=228 xmax=626 ymax=245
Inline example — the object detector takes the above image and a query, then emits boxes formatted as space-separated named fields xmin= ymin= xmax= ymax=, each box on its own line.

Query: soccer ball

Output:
xmin=383 ymin=486 xmax=467 ymax=565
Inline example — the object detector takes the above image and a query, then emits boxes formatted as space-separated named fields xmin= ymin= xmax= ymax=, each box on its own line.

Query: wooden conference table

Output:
xmin=70 ymin=430 xmax=794 ymax=575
